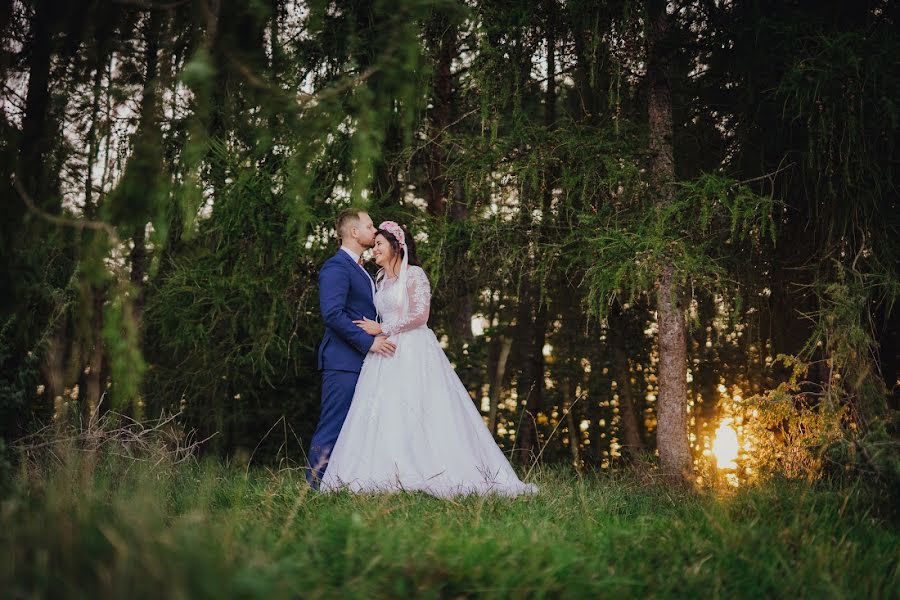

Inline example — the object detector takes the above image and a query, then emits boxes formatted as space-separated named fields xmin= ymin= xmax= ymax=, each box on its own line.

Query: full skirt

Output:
xmin=320 ymin=327 xmax=537 ymax=498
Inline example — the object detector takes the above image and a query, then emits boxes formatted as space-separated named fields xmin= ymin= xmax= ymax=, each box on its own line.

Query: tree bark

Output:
xmin=515 ymin=301 xmax=548 ymax=459
xmin=655 ymin=265 xmax=692 ymax=480
xmin=513 ymin=276 xmax=539 ymax=463
xmin=425 ymin=14 xmax=473 ymax=355
xmin=646 ymin=0 xmax=692 ymax=484
xmin=424 ymin=11 xmax=454 ymax=217
xmin=694 ymin=293 xmax=719 ymax=445
xmin=488 ymin=335 xmax=512 ymax=434
xmin=123 ymin=10 xmax=164 ymax=416
xmin=83 ymin=58 xmax=106 ymax=219
xmin=514 ymin=0 xmax=557 ymax=463
xmin=84 ymin=287 xmax=107 ymax=424
xmin=81 ymin=29 xmax=115 ymax=422
xmin=562 ymin=378 xmax=582 ymax=472
xmin=610 ymin=315 xmax=644 ymax=461
xmin=18 ymin=0 xmax=57 ymax=212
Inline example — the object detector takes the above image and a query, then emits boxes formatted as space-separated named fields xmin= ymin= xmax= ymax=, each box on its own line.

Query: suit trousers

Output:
xmin=307 ymin=369 xmax=359 ymax=487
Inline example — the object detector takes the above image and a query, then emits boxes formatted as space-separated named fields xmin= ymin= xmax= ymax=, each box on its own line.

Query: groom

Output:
xmin=306 ymin=208 xmax=396 ymax=488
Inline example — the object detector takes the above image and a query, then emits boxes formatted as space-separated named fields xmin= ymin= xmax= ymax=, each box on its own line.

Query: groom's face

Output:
xmin=355 ymin=212 xmax=377 ymax=248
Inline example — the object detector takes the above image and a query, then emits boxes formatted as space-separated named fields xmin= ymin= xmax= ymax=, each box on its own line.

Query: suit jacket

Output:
xmin=317 ymin=249 xmax=377 ymax=372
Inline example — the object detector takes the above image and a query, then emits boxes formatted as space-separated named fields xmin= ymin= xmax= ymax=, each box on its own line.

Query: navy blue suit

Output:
xmin=307 ymin=249 xmax=376 ymax=487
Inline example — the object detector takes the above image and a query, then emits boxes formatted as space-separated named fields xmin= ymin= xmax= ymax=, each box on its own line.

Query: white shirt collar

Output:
xmin=340 ymin=245 xmax=375 ymax=299
xmin=340 ymin=246 xmax=361 ymax=264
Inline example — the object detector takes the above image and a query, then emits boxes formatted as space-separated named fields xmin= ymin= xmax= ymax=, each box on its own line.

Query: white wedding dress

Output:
xmin=320 ymin=265 xmax=537 ymax=498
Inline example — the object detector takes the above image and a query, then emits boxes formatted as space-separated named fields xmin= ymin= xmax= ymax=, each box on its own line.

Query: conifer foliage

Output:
xmin=1 ymin=0 xmax=897 ymax=488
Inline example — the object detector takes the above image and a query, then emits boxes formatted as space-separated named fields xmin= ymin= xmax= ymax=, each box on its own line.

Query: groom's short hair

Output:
xmin=336 ymin=207 xmax=367 ymax=240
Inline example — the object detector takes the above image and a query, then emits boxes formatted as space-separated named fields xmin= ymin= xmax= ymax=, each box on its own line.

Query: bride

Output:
xmin=319 ymin=221 xmax=537 ymax=498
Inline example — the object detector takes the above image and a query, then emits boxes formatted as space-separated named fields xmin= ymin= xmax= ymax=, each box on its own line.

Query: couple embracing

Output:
xmin=306 ymin=208 xmax=537 ymax=498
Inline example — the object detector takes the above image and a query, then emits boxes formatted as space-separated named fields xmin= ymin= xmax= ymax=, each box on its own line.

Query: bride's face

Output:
xmin=372 ymin=233 xmax=394 ymax=267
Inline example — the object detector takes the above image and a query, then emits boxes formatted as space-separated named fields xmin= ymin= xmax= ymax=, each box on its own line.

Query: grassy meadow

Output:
xmin=1 ymin=445 xmax=897 ymax=600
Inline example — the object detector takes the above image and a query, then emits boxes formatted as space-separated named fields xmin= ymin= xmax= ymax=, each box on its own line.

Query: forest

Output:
xmin=0 ymin=0 xmax=898 ymax=597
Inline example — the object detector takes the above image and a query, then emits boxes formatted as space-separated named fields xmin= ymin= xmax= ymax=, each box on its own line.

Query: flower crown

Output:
xmin=378 ymin=221 xmax=406 ymax=247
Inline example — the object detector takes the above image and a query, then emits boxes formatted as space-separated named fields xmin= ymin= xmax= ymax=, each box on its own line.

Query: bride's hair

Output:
xmin=376 ymin=224 xmax=420 ymax=271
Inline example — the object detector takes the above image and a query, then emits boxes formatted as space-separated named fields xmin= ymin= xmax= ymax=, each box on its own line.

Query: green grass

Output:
xmin=1 ymin=452 xmax=897 ymax=599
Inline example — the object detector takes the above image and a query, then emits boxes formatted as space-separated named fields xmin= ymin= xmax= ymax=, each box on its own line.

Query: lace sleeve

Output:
xmin=382 ymin=266 xmax=431 ymax=336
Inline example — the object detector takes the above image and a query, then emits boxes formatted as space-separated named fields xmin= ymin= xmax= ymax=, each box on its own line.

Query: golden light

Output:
xmin=711 ymin=418 xmax=740 ymax=470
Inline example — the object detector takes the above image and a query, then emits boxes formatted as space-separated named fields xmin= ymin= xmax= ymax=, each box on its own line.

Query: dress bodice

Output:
xmin=375 ymin=265 xmax=431 ymax=336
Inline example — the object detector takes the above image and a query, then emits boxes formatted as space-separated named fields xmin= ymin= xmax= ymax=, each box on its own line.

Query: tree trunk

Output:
xmin=424 ymin=11 xmax=454 ymax=217
xmin=655 ymin=266 xmax=692 ymax=480
xmin=562 ymin=378 xmax=582 ymax=473
xmin=647 ymin=0 xmax=692 ymax=484
xmin=17 ymin=0 xmax=57 ymax=212
xmin=83 ymin=58 xmax=106 ymax=219
xmin=16 ymin=0 xmax=66 ymax=417
xmin=513 ymin=277 xmax=538 ymax=463
xmin=131 ymin=225 xmax=148 ymax=305
xmin=264 ymin=0 xmax=285 ymax=168
xmin=514 ymin=1 xmax=557 ymax=463
xmin=84 ymin=287 xmax=107 ymax=424
xmin=694 ymin=293 xmax=719 ymax=446
xmin=516 ymin=301 xmax=547 ymax=455
xmin=81 ymin=35 xmax=114 ymax=423
xmin=448 ymin=189 xmax=473 ymax=356
xmin=488 ymin=335 xmax=512 ymax=434
xmin=424 ymin=14 xmax=474 ymax=367
xmin=130 ymin=7 xmax=162 ymax=298
xmin=610 ymin=316 xmax=644 ymax=461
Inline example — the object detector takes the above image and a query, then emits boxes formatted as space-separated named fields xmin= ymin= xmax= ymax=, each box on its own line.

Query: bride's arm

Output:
xmin=381 ymin=266 xmax=431 ymax=336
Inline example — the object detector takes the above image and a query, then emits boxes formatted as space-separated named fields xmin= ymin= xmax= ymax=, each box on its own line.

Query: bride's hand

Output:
xmin=353 ymin=317 xmax=382 ymax=335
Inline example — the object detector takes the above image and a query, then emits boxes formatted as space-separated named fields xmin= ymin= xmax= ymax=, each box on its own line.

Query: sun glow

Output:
xmin=711 ymin=419 xmax=740 ymax=470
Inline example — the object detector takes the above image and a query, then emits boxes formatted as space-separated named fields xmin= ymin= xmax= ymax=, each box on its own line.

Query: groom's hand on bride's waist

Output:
xmin=353 ymin=316 xmax=382 ymax=336
xmin=370 ymin=336 xmax=396 ymax=357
